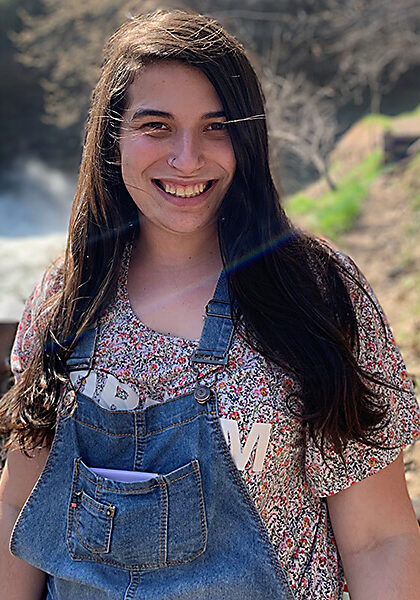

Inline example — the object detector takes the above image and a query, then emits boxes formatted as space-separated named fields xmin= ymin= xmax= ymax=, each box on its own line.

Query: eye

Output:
xmin=138 ymin=121 xmax=170 ymax=134
xmin=206 ymin=121 xmax=228 ymax=132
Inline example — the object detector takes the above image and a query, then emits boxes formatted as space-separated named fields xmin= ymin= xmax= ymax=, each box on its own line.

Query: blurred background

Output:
xmin=0 ymin=0 xmax=419 ymax=511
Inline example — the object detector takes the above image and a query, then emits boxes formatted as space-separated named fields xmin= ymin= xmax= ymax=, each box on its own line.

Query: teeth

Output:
xmin=162 ymin=181 xmax=209 ymax=198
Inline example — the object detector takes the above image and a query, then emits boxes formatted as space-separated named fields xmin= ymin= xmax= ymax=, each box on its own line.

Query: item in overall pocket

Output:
xmin=66 ymin=458 xmax=207 ymax=569
xmin=89 ymin=467 xmax=159 ymax=482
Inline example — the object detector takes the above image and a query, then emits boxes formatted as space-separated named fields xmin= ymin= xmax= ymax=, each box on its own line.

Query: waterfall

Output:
xmin=0 ymin=159 xmax=75 ymax=321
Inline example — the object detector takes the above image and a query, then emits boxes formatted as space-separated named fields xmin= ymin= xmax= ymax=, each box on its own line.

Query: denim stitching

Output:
xmin=124 ymin=570 xmax=140 ymax=600
xmin=77 ymin=468 xmax=161 ymax=492
xmin=77 ymin=464 xmax=196 ymax=494
xmin=134 ymin=410 xmax=145 ymax=470
xmin=65 ymin=459 xmax=207 ymax=571
xmin=66 ymin=528 xmax=206 ymax=570
xmin=95 ymin=480 xmax=102 ymax=502
xmin=79 ymin=491 xmax=114 ymax=514
xmin=68 ymin=415 xmax=134 ymax=436
xmin=211 ymin=408 xmax=296 ymax=599
xmin=74 ymin=493 xmax=114 ymax=553
xmin=166 ymin=468 xmax=198 ymax=485
xmin=10 ymin=412 xmax=66 ymax=554
xmin=69 ymin=409 xmax=210 ymax=437
xmin=65 ymin=458 xmax=81 ymax=558
xmin=192 ymin=460 xmax=208 ymax=551
xmin=145 ymin=411 xmax=208 ymax=436
xmin=159 ymin=480 xmax=168 ymax=566
xmin=62 ymin=544 xmax=209 ymax=571
xmin=67 ymin=461 xmax=114 ymax=555
xmin=65 ymin=402 xmax=214 ymax=437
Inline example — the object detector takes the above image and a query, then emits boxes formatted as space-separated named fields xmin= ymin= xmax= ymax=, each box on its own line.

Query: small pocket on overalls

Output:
xmin=74 ymin=490 xmax=114 ymax=553
xmin=66 ymin=458 xmax=207 ymax=570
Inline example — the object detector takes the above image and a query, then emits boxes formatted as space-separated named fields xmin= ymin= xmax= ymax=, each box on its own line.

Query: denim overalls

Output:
xmin=10 ymin=273 xmax=295 ymax=600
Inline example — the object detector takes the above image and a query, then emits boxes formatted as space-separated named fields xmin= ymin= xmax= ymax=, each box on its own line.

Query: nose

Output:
xmin=169 ymin=131 xmax=204 ymax=173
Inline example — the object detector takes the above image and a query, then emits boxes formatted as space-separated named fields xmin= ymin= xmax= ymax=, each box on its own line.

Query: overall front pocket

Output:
xmin=66 ymin=458 xmax=207 ymax=570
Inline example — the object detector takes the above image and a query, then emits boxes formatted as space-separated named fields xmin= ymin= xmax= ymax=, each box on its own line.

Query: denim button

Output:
xmin=59 ymin=389 xmax=76 ymax=415
xmin=194 ymin=385 xmax=211 ymax=404
xmin=64 ymin=390 xmax=76 ymax=406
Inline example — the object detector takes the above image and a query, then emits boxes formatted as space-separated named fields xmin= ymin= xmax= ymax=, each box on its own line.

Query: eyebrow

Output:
xmin=130 ymin=108 xmax=226 ymax=121
xmin=202 ymin=111 xmax=225 ymax=119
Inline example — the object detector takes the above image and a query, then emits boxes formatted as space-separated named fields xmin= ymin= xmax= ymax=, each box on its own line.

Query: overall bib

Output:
xmin=10 ymin=274 xmax=295 ymax=600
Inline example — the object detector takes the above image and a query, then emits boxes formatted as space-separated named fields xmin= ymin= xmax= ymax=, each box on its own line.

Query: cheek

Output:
xmin=226 ymin=153 xmax=236 ymax=181
xmin=216 ymin=140 xmax=236 ymax=178
xmin=120 ymin=135 xmax=161 ymax=169
xmin=119 ymin=143 xmax=148 ymax=193
xmin=225 ymin=139 xmax=237 ymax=175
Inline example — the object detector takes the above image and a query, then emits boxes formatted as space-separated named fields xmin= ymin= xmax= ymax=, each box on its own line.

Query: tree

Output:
xmin=10 ymin=0 xmax=420 ymax=188
xmin=12 ymin=0 xmax=177 ymax=128
xmin=214 ymin=0 xmax=420 ymax=114
xmin=326 ymin=0 xmax=420 ymax=113
xmin=263 ymin=70 xmax=337 ymax=190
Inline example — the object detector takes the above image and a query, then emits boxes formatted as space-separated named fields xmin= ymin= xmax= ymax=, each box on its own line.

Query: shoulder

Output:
xmin=10 ymin=259 xmax=64 ymax=379
xmin=324 ymin=246 xmax=390 ymax=335
xmin=305 ymin=237 xmax=361 ymax=280
xmin=306 ymin=240 xmax=414 ymax=386
xmin=24 ymin=258 xmax=64 ymax=326
xmin=306 ymin=239 xmax=381 ymax=311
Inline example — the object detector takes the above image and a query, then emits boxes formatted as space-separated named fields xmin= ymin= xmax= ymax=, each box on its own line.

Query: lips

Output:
xmin=153 ymin=179 xmax=214 ymax=199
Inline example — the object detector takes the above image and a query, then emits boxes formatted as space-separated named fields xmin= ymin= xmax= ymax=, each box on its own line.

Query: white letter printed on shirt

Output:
xmin=220 ymin=418 xmax=272 ymax=472
xmin=68 ymin=371 xmax=271 ymax=468
xmin=69 ymin=370 xmax=97 ymax=398
xmin=69 ymin=370 xmax=139 ymax=409
xmin=100 ymin=376 xmax=139 ymax=409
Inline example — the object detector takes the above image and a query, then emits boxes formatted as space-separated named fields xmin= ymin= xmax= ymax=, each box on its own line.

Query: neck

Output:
xmin=133 ymin=222 xmax=222 ymax=273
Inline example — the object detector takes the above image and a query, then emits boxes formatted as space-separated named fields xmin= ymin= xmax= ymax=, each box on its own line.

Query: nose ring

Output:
xmin=168 ymin=156 xmax=177 ymax=168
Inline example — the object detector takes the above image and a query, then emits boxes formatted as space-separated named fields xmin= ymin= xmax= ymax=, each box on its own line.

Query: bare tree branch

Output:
xmin=263 ymin=69 xmax=338 ymax=189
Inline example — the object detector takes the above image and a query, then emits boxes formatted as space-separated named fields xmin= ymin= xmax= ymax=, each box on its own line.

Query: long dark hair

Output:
xmin=0 ymin=9 xmax=395 ymax=458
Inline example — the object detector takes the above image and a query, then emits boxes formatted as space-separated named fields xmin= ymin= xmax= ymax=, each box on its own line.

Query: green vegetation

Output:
xmin=394 ymin=104 xmax=420 ymax=119
xmin=412 ymin=194 xmax=420 ymax=211
xmin=286 ymin=106 xmax=420 ymax=384
xmin=285 ymin=105 xmax=420 ymax=241
xmin=404 ymin=154 xmax=420 ymax=210
xmin=363 ymin=104 xmax=420 ymax=125
xmin=286 ymin=151 xmax=384 ymax=239
xmin=361 ymin=114 xmax=393 ymax=128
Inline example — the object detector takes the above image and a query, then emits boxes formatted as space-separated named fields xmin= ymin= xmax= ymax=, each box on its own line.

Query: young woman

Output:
xmin=1 ymin=9 xmax=419 ymax=600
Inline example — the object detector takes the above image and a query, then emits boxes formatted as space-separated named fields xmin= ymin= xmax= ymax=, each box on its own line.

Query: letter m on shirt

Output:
xmin=220 ymin=418 xmax=272 ymax=472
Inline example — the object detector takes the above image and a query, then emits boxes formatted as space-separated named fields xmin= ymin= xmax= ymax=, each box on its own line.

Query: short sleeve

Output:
xmin=304 ymin=251 xmax=420 ymax=498
xmin=10 ymin=265 xmax=63 ymax=381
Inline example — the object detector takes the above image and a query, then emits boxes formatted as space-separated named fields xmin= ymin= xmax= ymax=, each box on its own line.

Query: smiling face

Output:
xmin=118 ymin=61 xmax=236 ymax=239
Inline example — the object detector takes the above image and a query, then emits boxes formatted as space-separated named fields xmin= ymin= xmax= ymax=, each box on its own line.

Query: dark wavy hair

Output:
xmin=0 ymin=9 xmax=394 ymax=459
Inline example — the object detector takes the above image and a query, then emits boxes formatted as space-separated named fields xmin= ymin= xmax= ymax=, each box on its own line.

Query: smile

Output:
xmin=153 ymin=179 xmax=214 ymax=198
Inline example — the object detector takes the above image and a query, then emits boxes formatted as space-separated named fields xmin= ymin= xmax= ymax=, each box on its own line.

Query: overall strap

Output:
xmin=191 ymin=271 xmax=235 ymax=366
xmin=66 ymin=326 xmax=98 ymax=372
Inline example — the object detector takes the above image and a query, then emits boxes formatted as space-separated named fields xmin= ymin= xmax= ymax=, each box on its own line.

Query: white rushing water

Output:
xmin=0 ymin=159 xmax=75 ymax=321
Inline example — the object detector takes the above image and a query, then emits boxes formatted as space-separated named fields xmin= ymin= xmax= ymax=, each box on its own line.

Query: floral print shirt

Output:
xmin=11 ymin=249 xmax=420 ymax=600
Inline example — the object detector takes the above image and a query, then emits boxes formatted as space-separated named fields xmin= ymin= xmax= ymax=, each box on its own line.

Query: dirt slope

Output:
xmin=291 ymin=115 xmax=420 ymax=514
xmin=339 ymin=154 xmax=420 ymax=510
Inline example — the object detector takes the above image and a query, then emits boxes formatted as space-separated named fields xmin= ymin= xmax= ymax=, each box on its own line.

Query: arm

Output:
xmin=0 ymin=446 xmax=50 ymax=600
xmin=0 ymin=267 xmax=62 ymax=598
xmin=327 ymin=451 xmax=420 ymax=600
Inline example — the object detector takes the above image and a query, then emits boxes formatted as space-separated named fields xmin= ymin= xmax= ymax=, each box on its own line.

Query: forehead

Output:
xmin=124 ymin=61 xmax=223 ymax=114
